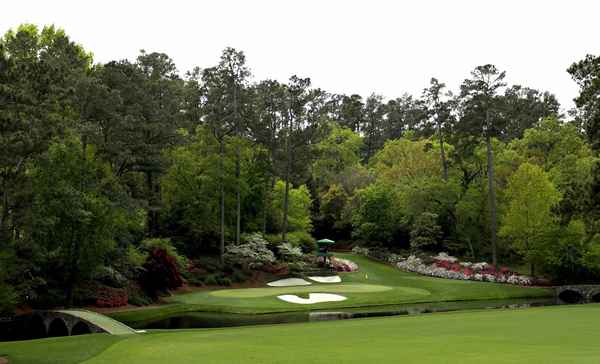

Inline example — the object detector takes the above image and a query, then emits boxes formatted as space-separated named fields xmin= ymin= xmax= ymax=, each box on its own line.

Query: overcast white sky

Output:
xmin=2 ymin=0 xmax=598 ymax=110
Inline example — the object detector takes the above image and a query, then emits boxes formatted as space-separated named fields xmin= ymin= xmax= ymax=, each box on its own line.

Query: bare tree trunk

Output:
xmin=235 ymin=147 xmax=241 ymax=244
xmin=234 ymin=87 xmax=241 ymax=245
xmin=262 ymin=179 xmax=269 ymax=234
xmin=437 ymin=119 xmax=449 ymax=181
xmin=145 ymin=171 xmax=156 ymax=237
xmin=219 ymin=139 xmax=225 ymax=265
xmin=282 ymin=107 xmax=292 ymax=242
xmin=0 ymin=184 xmax=9 ymax=243
xmin=485 ymin=130 xmax=498 ymax=268
xmin=282 ymin=138 xmax=291 ymax=242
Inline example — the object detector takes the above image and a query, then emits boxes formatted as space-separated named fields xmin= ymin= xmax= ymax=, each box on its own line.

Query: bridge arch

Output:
xmin=590 ymin=290 xmax=600 ymax=303
xmin=71 ymin=321 xmax=92 ymax=336
xmin=48 ymin=318 xmax=69 ymax=337
xmin=28 ymin=314 xmax=47 ymax=339
xmin=558 ymin=288 xmax=584 ymax=304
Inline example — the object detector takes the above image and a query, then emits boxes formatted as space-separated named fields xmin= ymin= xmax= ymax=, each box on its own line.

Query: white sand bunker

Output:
xmin=267 ymin=278 xmax=311 ymax=287
xmin=278 ymin=293 xmax=347 ymax=304
xmin=308 ymin=276 xmax=342 ymax=283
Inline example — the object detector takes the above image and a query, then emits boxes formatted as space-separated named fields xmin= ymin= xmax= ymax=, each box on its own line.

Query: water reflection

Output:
xmin=134 ymin=297 xmax=572 ymax=330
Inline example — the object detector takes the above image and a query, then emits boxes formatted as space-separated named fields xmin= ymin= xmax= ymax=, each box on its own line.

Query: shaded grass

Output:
xmin=0 ymin=334 xmax=121 ymax=364
xmin=3 ymin=305 xmax=600 ymax=363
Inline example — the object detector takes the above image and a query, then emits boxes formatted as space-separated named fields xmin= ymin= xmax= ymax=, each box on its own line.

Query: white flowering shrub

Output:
xmin=472 ymin=262 xmax=488 ymax=270
xmin=387 ymin=253 xmax=404 ymax=264
xmin=277 ymin=242 xmax=303 ymax=262
xmin=432 ymin=252 xmax=458 ymax=262
xmin=351 ymin=246 xmax=370 ymax=256
xmin=224 ymin=233 xmax=276 ymax=268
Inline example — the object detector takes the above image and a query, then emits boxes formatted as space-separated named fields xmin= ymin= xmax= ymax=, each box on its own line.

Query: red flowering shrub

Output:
xmin=481 ymin=266 xmax=497 ymax=275
xmin=450 ymin=263 xmax=462 ymax=272
xmin=139 ymin=248 xmax=183 ymax=298
xmin=463 ymin=267 xmax=474 ymax=276
xmin=263 ymin=263 xmax=290 ymax=276
xmin=435 ymin=260 xmax=451 ymax=269
xmin=95 ymin=286 xmax=128 ymax=307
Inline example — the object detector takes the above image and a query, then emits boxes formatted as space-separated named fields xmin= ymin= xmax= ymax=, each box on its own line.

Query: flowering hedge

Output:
xmin=397 ymin=254 xmax=533 ymax=285
xmin=330 ymin=257 xmax=359 ymax=272
xmin=351 ymin=247 xmax=533 ymax=286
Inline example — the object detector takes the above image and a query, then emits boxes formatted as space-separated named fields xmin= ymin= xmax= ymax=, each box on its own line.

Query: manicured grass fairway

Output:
xmin=110 ymin=254 xmax=552 ymax=324
xmin=2 ymin=305 xmax=600 ymax=363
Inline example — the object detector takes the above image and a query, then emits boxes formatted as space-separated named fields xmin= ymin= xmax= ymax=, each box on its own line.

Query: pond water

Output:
xmin=131 ymin=296 xmax=573 ymax=330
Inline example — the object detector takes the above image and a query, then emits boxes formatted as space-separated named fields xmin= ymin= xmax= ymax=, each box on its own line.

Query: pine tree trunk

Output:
xmin=437 ymin=118 xmax=448 ymax=181
xmin=262 ymin=179 xmax=269 ymax=234
xmin=0 ymin=186 xmax=9 ymax=243
xmin=282 ymin=142 xmax=291 ymax=242
xmin=485 ymin=130 xmax=498 ymax=268
xmin=234 ymin=86 xmax=241 ymax=245
xmin=219 ymin=139 xmax=225 ymax=265
xmin=146 ymin=171 xmax=156 ymax=237
xmin=235 ymin=147 xmax=241 ymax=244
xmin=282 ymin=109 xmax=292 ymax=242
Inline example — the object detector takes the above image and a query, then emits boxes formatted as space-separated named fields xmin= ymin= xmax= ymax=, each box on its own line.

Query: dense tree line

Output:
xmin=1 ymin=24 xmax=599 ymax=312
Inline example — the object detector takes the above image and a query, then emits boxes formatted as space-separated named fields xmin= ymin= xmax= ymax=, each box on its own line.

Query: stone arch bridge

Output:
xmin=10 ymin=309 xmax=137 ymax=340
xmin=555 ymin=285 xmax=600 ymax=303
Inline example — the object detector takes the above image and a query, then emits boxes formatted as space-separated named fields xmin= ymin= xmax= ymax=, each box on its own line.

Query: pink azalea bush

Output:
xmin=396 ymin=253 xmax=533 ymax=285
xmin=330 ymin=257 xmax=359 ymax=272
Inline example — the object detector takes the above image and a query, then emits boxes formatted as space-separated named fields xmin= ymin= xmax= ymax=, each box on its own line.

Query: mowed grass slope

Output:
xmin=111 ymin=253 xmax=552 ymax=323
xmin=2 ymin=305 xmax=600 ymax=364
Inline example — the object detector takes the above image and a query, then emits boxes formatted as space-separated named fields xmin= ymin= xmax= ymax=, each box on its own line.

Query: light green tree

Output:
xmin=270 ymin=180 xmax=313 ymax=236
xmin=500 ymin=163 xmax=561 ymax=275
xmin=312 ymin=122 xmax=363 ymax=190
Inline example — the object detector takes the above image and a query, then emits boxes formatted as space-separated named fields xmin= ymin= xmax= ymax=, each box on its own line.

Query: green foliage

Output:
xmin=312 ymin=122 xmax=363 ymax=189
xmin=271 ymin=180 xmax=313 ymax=234
xmin=372 ymin=138 xmax=440 ymax=184
xmin=583 ymin=234 xmax=600 ymax=274
xmin=568 ymin=54 xmax=600 ymax=151
xmin=351 ymin=183 xmax=403 ymax=245
xmin=0 ymin=281 xmax=17 ymax=315
xmin=161 ymin=127 xmax=269 ymax=253
xmin=31 ymin=134 xmax=126 ymax=302
xmin=140 ymin=238 xmax=187 ymax=269
xmin=277 ymin=242 xmax=303 ymax=262
xmin=543 ymin=220 xmax=588 ymax=281
xmin=499 ymin=163 xmax=561 ymax=274
xmin=410 ymin=212 xmax=442 ymax=251
xmin=3 ymin=22 xmax=600 ymax=310
xmin=319 ymin=184 xmax=352 ymax=231
xmin=284 ymin=231 xmax=316 ymax=253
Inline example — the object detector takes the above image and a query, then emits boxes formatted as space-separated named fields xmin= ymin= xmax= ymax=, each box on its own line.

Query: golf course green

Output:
xmin=2 ymin=304 xmax=599 ymax=363
xmin=109 ymin=253 xmax=552 ymax=324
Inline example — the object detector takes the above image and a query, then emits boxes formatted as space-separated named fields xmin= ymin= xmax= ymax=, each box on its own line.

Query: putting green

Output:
xmin=210 ymin=283 xmax=419 ymax=298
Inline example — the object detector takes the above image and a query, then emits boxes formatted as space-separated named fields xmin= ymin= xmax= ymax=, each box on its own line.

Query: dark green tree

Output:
xmin=31 ymin=134 xmax=127 ymax=305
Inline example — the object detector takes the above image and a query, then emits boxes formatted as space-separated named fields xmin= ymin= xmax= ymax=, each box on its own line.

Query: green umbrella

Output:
xmin=317 ymin=238 xmax=335 ymax=245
